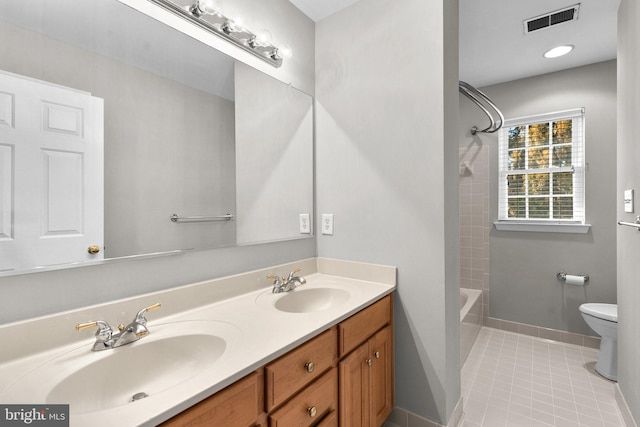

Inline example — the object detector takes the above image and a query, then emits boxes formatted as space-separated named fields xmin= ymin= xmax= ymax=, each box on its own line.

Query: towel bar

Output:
xmin=170 ymin=213 xmax=234 ymax=223
xmin=617 ymin=215 xmax=640 ymax=231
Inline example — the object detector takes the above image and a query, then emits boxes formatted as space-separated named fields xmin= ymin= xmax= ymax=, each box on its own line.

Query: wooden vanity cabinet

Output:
xmin=162 ymin=294 xmax=393 ymax=427
xmin=338 ymin=296 xmax=394 ymax=427
xmin=160 ymin=370 xmax=263 ymax=427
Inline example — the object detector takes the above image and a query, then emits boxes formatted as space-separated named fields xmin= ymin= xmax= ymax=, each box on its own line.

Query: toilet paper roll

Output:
xmin=565 ymin=274 xmax=585 ymax=285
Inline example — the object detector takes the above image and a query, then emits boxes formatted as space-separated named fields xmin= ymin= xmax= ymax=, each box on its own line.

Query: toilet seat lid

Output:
xmin=579 ymin=303 xmax=617 ymax=322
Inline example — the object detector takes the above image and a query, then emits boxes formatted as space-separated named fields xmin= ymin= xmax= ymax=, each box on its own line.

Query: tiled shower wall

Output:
xmin=459 ymin=145 xmax=490 ymax=319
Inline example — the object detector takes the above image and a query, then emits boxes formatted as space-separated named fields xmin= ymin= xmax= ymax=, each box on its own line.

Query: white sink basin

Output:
xmin=256 ymin=284 xmax=351 ymax=313
xmin=0 ymin=320 xmax=241 ymax=415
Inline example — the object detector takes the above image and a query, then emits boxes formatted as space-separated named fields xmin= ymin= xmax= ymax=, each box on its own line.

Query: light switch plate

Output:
xmin=624 ymin=189 xmax=634 ymax=213
xmin=299 ymin=213 xmax=310 ymax=234
xmin=321 ymin=214 xmax=334 ymax=235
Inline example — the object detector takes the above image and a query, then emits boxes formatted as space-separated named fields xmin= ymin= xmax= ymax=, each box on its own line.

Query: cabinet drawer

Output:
xmin=317 ymin=410 xmax=338 ymax=427
xmin=265 ymin=327 xmax=337 ymax=410
xmin=268 ymin=368 xmax=337 ymax=427
xmin=161 ymin=371 xmax=262 ymax=427
xmin=339 ymin=295 xmax=391 ymax=357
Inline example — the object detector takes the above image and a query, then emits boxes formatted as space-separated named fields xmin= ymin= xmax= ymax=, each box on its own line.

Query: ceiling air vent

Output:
xmin=524 ymin=4 xmax=580 ymax=34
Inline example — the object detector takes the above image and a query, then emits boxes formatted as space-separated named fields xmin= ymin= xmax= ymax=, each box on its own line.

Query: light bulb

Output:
xmin=255 ymin=29 xmax=272 ymax=47
xmin=228 ymin=11 xmax=246 ymax=31
xmin=191 ymin=0 xmax=220 ymax=17
xmin=201 ymin=0 xmax=218 ymax=14
xmin=275 ymin=45 xmax=292 ymax=60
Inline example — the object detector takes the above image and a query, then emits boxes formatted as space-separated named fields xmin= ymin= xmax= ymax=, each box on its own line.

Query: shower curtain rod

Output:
xmin=459 ymin=81 xmax=504 ymax=135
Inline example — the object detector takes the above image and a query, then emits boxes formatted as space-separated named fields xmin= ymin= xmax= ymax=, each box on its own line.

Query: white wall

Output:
xmin=617 ymin=0 xmax=640 ymax=422
xmin=315 ymin=0 xmax=460 ymax=423
xmin=460 ymin=61 xmax=618 ymax=335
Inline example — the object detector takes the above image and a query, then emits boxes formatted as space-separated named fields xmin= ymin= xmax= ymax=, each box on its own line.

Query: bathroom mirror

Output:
xmin=0 ymin=0 xmax=313 ymax=275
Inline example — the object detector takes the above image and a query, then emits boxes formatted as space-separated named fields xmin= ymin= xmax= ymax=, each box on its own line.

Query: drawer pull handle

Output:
xmin=304 ymin=361 xmax=315 ymax=373
xmin=307 ymin=406 xmax=317 ymax=418
xmin=366 ymin=358 xmax=373 ymax=367
xmin=374 ymin=351 xmax=380 ymax=359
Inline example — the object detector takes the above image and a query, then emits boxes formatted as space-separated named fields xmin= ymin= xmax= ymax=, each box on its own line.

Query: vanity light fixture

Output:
xmin=543 ymin=44 xmax=574 ymax=59
xmin=149 ymin=0 xmax=289 ymax=67
xmin=248 ymin=29 xmax=272 ymax=48
xmin=189 ymin=0 xmax=219 ymax=17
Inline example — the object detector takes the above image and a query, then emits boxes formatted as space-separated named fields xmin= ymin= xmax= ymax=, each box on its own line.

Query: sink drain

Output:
xmin=131 ymin=392 xmax=149 ymax=402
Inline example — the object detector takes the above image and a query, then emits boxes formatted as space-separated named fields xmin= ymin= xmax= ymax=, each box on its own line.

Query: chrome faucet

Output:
xmin=76 ymin=303 xmax=161 ymax=351
xmin=269 ymin=269 xmax=307 ymax=293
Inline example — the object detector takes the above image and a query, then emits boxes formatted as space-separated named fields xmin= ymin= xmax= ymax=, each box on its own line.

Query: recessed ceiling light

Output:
xmin=543 ymin=45 xmax=574 ymax=59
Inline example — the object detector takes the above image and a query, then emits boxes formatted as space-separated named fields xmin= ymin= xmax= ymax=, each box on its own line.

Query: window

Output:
xmin=498 ymin=108 xmax=585 ymax=225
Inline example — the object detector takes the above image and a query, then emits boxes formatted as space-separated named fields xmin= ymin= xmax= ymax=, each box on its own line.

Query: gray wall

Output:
xmin=315 ymin=0 xmax=461 ymax=424
xmin=617 ymin=0 xmax=640 ymax=422
xmin=234 ymin=62 xmax=313 ymax=244
xmin=460 ymin=61 xmax=618 ymax=336
xmin=0 ymin=0 xmax=316 ymax=324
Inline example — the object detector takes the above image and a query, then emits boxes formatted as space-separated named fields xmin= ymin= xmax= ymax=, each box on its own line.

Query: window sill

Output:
xmin=493 ymin=222 xmax=591 ymax=234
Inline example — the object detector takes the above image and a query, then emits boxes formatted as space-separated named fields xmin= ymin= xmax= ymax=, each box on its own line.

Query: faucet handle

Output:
xmin=267 ymin=274 xmax=282 ymax=284
xmin=134 ymin=302 xmax=161 ymax=325
xmin=76 ymin=320 xmax=113 ymax=341
xmin=76 ymin=320 xmax=110 ymax=331
xmin=287 ymin=268 xmax=301 ymax=280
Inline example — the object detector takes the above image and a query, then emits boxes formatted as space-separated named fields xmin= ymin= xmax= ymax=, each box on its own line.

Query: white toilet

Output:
xmin=579 ymin=303 xmax=618 ymax=381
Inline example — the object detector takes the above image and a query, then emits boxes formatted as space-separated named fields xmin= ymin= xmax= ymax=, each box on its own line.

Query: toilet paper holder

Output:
xmin=557 ymin=272 xmax=590 ymax=282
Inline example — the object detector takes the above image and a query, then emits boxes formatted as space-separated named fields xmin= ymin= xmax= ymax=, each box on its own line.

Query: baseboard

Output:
xmin=383 ymin=398 xmax=464 ymax=427
xmin=615 ymin=385 xmax=638 ymax=427
xmin=483 ymin=316 xmax=601 ymax=348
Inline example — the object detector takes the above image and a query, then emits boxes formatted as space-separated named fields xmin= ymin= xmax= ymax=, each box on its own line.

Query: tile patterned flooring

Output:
xmin=461 ymin=327 xmax=625 ymax=427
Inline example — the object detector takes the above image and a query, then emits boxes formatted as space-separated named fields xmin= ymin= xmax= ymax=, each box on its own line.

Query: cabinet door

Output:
xmin=338 ymin=342 xmax=370 ymax=427
xmin=339 ymin=326 xmax=394 ymax=427
xmin=370 ymin=325 xmax=394 ymax=426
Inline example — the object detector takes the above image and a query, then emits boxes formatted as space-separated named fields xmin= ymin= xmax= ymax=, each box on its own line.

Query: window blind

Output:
xmin=498 ymin=108 xmax=585 ymax=223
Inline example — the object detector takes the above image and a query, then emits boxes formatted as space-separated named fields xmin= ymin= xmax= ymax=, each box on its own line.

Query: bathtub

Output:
xmin=460 ymin=288 xmax=482 ymax=365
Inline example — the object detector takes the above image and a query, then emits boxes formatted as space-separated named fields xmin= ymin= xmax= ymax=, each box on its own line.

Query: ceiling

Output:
xmin=289 ymin=0 xmax=620 ymax=87
xmin=458 ymin=0 xmax=620 ymax=87
xmin=288 ymin=0 xmax=359 ymax=22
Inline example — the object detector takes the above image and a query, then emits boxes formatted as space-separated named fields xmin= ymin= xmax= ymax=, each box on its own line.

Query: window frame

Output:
xmin=497 ymin=108 xmax=586 ymax=228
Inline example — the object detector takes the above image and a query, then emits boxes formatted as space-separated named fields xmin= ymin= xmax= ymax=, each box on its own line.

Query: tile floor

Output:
xmin=461 ymin=327 xmax=625 ymax=427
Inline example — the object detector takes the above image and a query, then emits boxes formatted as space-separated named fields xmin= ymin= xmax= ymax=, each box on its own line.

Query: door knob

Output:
xmin=87 ymin=245 xmax=100 ymax=254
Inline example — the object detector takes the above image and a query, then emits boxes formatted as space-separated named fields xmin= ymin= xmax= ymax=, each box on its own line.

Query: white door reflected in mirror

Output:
xmin=0 ymin=70 xmax=104 ymax=272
